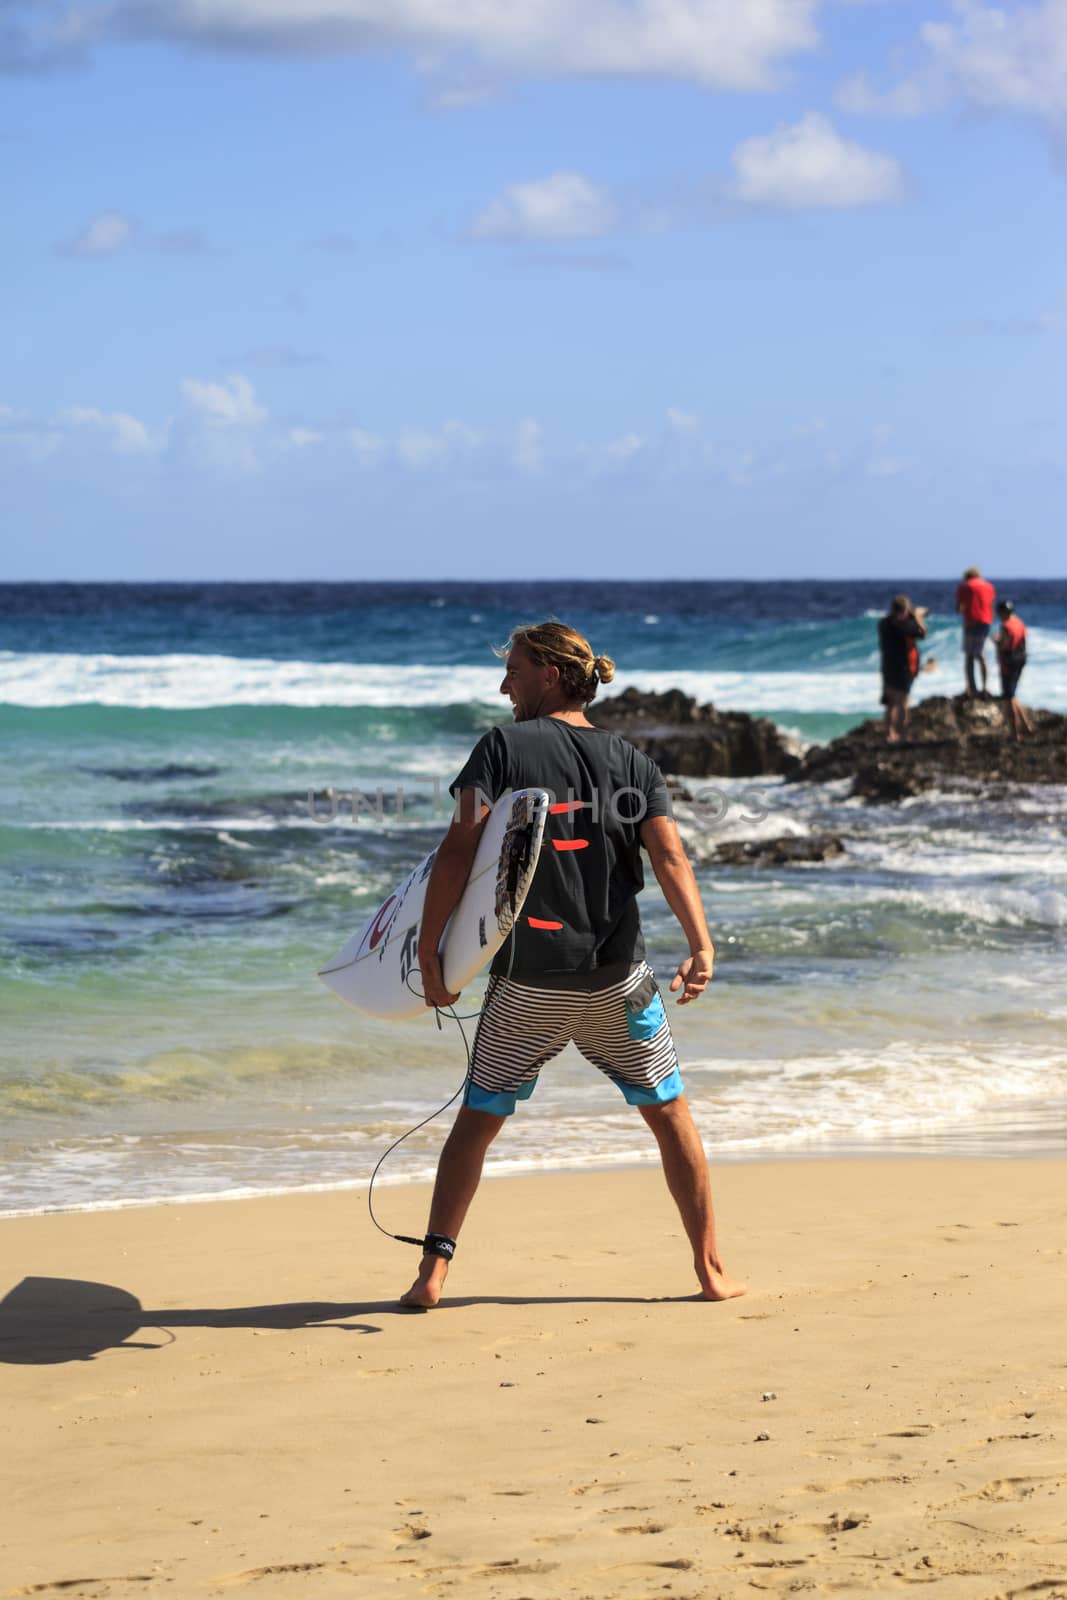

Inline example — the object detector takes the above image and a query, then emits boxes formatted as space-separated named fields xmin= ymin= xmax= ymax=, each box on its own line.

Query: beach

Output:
xmin=3 ymin=1158 xmax=1066 ymax=1598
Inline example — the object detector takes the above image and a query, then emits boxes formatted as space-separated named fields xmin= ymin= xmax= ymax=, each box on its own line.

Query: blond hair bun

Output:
xmin=495 ymin=621 xmax=615 ymax=705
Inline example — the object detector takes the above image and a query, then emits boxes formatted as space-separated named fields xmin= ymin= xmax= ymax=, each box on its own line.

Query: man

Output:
xmin=878 ymin=595 xmax=927 ymax=744
xmin=955 ymin=566 xmax=996 ymax=698
xmin=405 ymin=620 xmax=745 ymax=1309
xmin=994 ymin=600 xmax=1034 ymax=741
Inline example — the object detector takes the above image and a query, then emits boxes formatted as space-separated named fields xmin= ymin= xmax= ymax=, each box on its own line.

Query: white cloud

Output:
xmin=59 ymin=210 xmax=134 ymax=258
xmin=181 ymin=373 xmax=266 ymax=427
xmin=730 ymin=112 xmax=904 ymax=208
xmin=441 ymin=418 xmax=481 ymax=449
xmin=921 ymin=0 xmax=1067 ymax=125
xmin=0 ymin=404 xmax=62 ymax=463
xmin=604 ymin=431 xmax=646 ymax=461
xmin=59 ymin=405 xmax=158 ymax=454
xmin=396 ymin=429 xmax=445 ymax=469
xmin=727 ymin=447 xmax=758 ymax=487
xmin=286 ymin=427 xmax=322 ymax=449
xmin=394 ymin=419 xmax=480 ymax=470
xmin=177 ymin=374 xmax=266 ymax=474
xmin=350 ymin=427 xmax=386 ymax=466
xmin=866 ymin=422 xmax=906 ymax=478
xmin=835 ymin=1 xmax=1067 ymax=138
xmin=514 ymin=417 xmax=543 ymax=473
xmin=473 ymin=171 xmax=616 ymax=241
xmin=667 ymin=407 xmax=699 ymax=432
xmin=58 ymin=1 xmax=820 ymax=93
xmin=834 ymin=70 xmax=931 ymax=117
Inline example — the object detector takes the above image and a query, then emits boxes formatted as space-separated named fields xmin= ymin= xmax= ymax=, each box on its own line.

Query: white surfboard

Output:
xmin=318 ymin=788 xmax=550 ymax=1020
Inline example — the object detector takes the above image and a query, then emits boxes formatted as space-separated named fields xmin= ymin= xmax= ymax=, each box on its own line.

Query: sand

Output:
xmin=2 ymin=1158 xmax=1066 ymax=1599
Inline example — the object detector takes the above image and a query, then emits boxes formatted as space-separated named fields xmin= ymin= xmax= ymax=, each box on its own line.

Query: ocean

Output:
xmin=2 ymin=579 xmax=1066 ymax=1217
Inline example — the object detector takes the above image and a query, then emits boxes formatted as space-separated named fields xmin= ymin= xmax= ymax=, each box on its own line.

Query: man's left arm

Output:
xmin=640 ymin=814 xmax=715 ymax=1005
xmin=417 ymin=788 xmax=490 ymax=1009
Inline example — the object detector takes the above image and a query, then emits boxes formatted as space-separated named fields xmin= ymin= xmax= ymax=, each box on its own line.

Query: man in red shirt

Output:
xmin=994 ymin=600 xmax=1034 ymax=740
xmin=955 ymin=566 xmax=996 ymax=697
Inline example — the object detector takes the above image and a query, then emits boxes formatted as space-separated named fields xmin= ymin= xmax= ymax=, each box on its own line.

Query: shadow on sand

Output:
xmin=0 ymin=1276 xmax=695 ymax=1364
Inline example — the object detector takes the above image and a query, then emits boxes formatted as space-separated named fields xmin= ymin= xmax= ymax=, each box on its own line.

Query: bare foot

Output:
xmin=696 ymin=1258 xmax=748 ymax=1302
xmin=399 ymin=1257 xmax=449 ymax=1309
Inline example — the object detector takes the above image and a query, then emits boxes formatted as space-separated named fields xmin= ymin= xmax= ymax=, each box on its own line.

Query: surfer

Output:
xmin=403 ymin=621 xmax=745 ymax=1309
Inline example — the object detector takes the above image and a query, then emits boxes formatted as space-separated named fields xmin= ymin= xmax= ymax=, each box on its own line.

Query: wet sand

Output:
xmin=2 ymin=1158 xmax=1065 ymax=1598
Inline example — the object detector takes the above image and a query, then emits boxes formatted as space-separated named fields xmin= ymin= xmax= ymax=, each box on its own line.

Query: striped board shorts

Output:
xmin=465 ymin=961 xmax=684 ymax=1117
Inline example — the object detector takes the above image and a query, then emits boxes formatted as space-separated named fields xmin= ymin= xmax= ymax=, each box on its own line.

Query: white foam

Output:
xmin=3 ymin=641 xmax=1066 ymax=712
xmin=679 ymin=1039 xmax=1067 ymax=1152
xmin=3 ymin=1035 xmax=1064 ymax=1217
xmin=711 ymin=874 xmax=1067 ymax=929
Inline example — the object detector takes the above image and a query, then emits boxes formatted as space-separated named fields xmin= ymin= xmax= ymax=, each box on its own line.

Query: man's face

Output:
xmin=500 ymin=644 xmax=554 ymax=721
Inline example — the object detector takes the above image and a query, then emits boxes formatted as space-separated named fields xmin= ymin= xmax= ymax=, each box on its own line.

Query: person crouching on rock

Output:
xmin=878 ymin=594 xmax=927 ymax=744
xmin=994 ymin=600 xmax=1034 ymax=741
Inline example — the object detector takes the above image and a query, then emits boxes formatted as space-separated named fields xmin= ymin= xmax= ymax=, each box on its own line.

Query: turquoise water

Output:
xmin=2 ymin=581 xmax=1065 ymax=1213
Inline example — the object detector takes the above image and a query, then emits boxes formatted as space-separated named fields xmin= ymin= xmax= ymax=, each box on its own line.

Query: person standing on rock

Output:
xmin=994 ymin=601 xmax=1034 ymax=741
xmin=405 ymin=620 xmax=745 ymax=1309
xmin=956 ymin=566 xmax=996 ymax=698
xmin=878 ymin=595 xmax=927 ymax=744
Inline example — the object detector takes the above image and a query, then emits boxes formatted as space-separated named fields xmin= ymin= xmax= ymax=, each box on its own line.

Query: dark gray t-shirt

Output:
xmin=451 ymin=717 xmax=671 ymax=981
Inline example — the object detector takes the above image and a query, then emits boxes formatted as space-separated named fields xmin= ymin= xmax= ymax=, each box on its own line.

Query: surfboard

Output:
xmin=318 ymin=788 xmax=550 ymax=1020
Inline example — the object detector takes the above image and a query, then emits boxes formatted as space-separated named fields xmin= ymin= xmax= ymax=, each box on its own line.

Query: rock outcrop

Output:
xmin=589 ymin=688 xmax=801 ymax=778
xmin=712 ymin=833 xmax=845 ymax=867
xmin=787 ymin=695 xmax=1067 ymax=798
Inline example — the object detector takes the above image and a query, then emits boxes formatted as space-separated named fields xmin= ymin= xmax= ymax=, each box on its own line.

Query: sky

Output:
xmin=2 ymin=0 xmax=1066 ymax=581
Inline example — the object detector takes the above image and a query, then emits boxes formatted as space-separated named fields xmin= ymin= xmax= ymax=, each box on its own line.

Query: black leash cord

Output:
xmin=366 ymin=928 xmax=518 ymax=1250
xmin=364 ymin=988 xmax=478 ymax=1248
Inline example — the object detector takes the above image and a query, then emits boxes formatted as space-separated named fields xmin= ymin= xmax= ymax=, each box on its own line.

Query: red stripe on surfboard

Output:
xmin=548 ymin=800 xmax=587 ymax=814
xmin=551 ymin=839 xmax=588 ymax=851
xmin=527 ymin=917 xmax=563 ymax=930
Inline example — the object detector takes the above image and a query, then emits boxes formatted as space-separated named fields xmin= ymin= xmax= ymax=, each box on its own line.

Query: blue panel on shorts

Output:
xmin=618 ymin=1065 xmax=684 ymax=1107
xmin=625 ymin=989 xmax=666 ymax=1041
xmin=465 ymin=1076 xmax=538 ymax=1118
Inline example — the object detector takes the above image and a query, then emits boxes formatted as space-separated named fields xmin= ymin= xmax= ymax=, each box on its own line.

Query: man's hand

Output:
xmin=669 ymin=946 xmax=715 ymax=1004
xmin=418 ymin=946 xmax=461 ymax=1011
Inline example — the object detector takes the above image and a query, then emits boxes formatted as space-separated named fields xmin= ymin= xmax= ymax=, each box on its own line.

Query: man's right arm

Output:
xmin=417 ymin=788 xmax=490 ymax=1008
xmin=640 ymin=814 xmax=714 ymax=1004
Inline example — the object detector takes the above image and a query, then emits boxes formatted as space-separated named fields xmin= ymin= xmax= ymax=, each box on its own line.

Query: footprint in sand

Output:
xmin=393 ymin=1523 xmax=432 ymax=1546
xmin=973 ymin=1475 xmax=1066 ymax=1501
xmin=215 ymin=1561 xmax=329 ymax=1585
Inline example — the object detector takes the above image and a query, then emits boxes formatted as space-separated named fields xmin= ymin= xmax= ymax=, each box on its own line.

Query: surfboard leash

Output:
xmin=364 ymin=989 xmax=478 ymax=1257
xmin=366 ymin=928 xmax=520 ymax=1257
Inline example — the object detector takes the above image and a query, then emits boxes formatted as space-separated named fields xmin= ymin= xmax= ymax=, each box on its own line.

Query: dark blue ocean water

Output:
xmin=3 ymin=579 xmax=1066 ymax=666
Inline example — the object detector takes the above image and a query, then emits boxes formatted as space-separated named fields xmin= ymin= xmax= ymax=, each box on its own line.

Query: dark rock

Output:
xmin=590 ymin=688 xmax=800 ymax=778
xmin=713 ymin=832 xmax=845 ymax=867
xmin=849 ymin=767 xmax=926 ymax=804
xmin=788 ymin=695 xmax=1067 ymax=800
xmin=83 ymin=764 xmax=220 ymax=782
xmin=666 ymin=779 xmax=695 ymax=802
